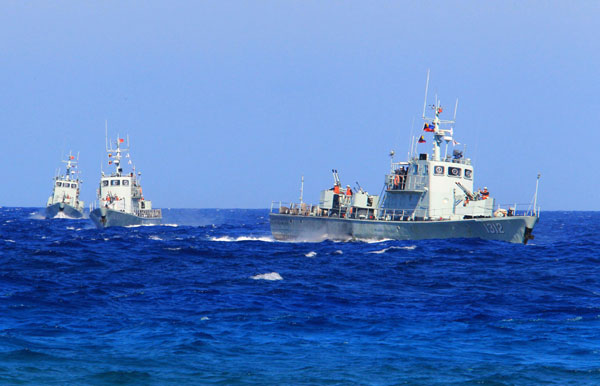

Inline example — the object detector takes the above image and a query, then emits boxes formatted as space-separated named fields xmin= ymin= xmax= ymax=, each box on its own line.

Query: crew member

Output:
xmin=346 ymin=185 xmax=353 ymax=196
xmin=481 ymin=187 xmax=489 ymax=200
xmin=333 ymin=183 xmax=340 ymax=194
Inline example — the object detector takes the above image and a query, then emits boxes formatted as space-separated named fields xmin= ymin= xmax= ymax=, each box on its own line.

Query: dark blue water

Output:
xmin=1 ymin=208 xmax=599 ymax=384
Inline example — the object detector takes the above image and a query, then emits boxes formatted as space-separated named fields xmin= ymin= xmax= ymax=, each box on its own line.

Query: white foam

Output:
xmin=305 ymin=251 xmax=317 ymax=258
xmin=334 ymin=250 xmax=343 ymax=255
xmin=5 ymin=239 xmax=15 ymax=243
xmin=210 ymin=236 xmax=274 ymax=242
xmin=149 ymin=235 xmax=163 ymax=241
xmin=66 ymin=226 xmax=75 ymax=230
xmin=251 ymin=272 xmax=283 ymax=281
xmin=368 ymin=245 xmax=417 ymax=254
xmin=53 ymin=212 xmax=79 ymax=219
xmin=165 ymin=247 xmax=182 ymax=251
xmin=200 ymin=316 xmax=210 ymax=321
xmin=125 ymin=223 xmax=178 ymax=228
xmin=362 ymin=238 xmax=394 ymax=244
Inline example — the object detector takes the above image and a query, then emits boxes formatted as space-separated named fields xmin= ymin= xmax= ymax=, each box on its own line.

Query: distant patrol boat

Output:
xmin=89 ymin=133 xmax=161 ymax=228
xmin=269 ymin=75 xmax=540 ymax=244
xmin=45 ymin=152 xmax=85 ymax=219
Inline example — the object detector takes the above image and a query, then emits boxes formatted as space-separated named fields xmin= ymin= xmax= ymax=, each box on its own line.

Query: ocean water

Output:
xmin=0 ymin=208 xmax=599 ymax=385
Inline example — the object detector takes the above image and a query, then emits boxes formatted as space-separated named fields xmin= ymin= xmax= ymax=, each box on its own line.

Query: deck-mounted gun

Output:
xmin=455 ymin=181 xmax=475 ymax=200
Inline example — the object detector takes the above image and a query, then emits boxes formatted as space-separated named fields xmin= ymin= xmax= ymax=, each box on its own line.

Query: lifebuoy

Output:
xmin=394 ymin=175 xmax=400 ymax=185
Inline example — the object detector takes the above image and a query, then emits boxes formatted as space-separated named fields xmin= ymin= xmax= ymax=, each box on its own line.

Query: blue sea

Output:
xmin=0 ymin=208 xmax=599 ymax=385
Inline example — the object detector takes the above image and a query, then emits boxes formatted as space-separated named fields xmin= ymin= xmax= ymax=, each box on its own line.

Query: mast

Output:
xmin=421 ymin=74 xmax=456 ymax=162
xmin=299 ymin=175 xmax=304 ymax=204
xmin=533 ymin=173 xmax=541 ymax=216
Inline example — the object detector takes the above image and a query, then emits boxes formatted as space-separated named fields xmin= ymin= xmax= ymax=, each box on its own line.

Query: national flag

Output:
xmin=418 ymin=135 xmax=426 ymax=143
xmin=423 ymin=123 xmax=435 ymax=132
xmin=437 ymin=107 xmax=443 ymax=114
xmin=452 ymin=139 xmax=460 ymax=146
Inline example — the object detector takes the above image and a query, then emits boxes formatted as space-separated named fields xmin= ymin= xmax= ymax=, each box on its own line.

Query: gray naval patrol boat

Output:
xmin=45 ymin=152 xmax=85 ymax=219
xmin=270 ymin=82 xmax=540 ymax=244
xmin=89 ymin=135 xmax=161 ymax=228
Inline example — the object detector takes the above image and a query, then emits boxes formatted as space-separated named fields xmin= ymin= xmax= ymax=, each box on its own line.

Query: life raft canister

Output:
xmin=494 ymin=208 xmax=508 ymax=217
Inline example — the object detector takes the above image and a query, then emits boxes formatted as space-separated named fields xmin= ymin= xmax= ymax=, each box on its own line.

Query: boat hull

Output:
xmin=89 ymin=208 xmax=161 ymax=229
xmin=269 ymin=213 xmax=538 ymax=244
xmin=45 ymin=203 xmax=84 ymax=219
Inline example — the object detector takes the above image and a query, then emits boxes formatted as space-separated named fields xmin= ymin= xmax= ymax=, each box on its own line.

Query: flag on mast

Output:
xmin=418 ymin=135 xmax=426 ymax=143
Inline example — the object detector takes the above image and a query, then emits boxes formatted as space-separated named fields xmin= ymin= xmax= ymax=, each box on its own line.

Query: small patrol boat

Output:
xmin=269 ymin=76 xmax=540 ymax=244
xmin=45 ymin=152 xmax=85 ymax=219
xmin=89 ymin=134 xmax=161 ymax=228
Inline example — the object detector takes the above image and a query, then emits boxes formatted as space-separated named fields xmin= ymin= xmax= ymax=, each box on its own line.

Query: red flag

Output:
xmin=119 ymin=138 xmax=124 ymax=143
xmin=69 ymin=155 xmax=74 ymax=160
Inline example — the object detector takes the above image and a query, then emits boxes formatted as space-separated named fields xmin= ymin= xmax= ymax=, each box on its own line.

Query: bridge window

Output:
xmin=111 ymin=180 xmax=120 ymax=186
xmin=448 ymin=167 xmax=462 ymax=177
xmin=56 ymin=182 xmax=62 ymax=187
xmin=464 ymin=169 xmax=473 ymax=179
xmin=102 ymin=180 xmax=109 ymax=187
xmin=412 ymin=165 xmax=419 ymax=174
xmin=71 ymin=184 xmax=77 ymax=189
xmin=122 ymin=180 xmax=130 ymax=186
xmin=434 ymin=165 xmax=444 ymax=175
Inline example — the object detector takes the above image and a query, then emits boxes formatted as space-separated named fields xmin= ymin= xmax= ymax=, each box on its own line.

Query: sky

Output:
xmin=0 ymin=1 xmax=598 ymax=210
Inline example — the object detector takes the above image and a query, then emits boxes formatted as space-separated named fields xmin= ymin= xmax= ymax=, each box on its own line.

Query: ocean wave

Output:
xmin=250 ymin=272 xmax=283 ymax=281
xmin=124 ymin=223 xmax=178 ymax=228
xmin=362 ymin=238 xmax=395 ymax=244
xmin=368 ymin=245 xmax=417 ymax=254
xmin=305 ymin=251 xmax=317 ymax=257
xmin=210 ymin=236 xmax=274 ymax=242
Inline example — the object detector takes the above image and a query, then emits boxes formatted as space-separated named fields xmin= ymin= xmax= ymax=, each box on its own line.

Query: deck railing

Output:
xmin=270 ymin=200 xmax=536 ymax=221
xmin=134 ymin=209 xmax=162 ymax=218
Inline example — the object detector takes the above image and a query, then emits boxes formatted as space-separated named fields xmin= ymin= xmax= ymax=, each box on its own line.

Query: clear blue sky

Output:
xmin=1 ymin=1 xmax=597 ymax=210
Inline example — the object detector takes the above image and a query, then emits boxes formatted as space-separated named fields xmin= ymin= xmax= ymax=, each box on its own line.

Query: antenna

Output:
xmin=453 ymin=98 xmax=459 ymax=121
xmin=533 ymin=173 xmax=541 ymax=216
xmin=407 ymin=117 xmax=415 ymax=160
xmin=422 ymin=69 xmax=430 ymax=119
xmin=105 ymin=120 xmax=108 ymax=151
xmin=299 ymin=175 xmax=304 ymax=204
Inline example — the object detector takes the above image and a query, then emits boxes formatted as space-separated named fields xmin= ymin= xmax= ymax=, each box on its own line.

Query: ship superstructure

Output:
xmin=89 ymin=134 xmax=161 ymax=228
xmin=45 ymin=152 xmax=84 ymax=219
xmin=269 ymin=76 xmax=539 ymax=244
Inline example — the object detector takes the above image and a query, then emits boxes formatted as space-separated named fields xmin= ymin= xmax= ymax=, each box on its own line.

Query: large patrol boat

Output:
xmin=89 ymin=135 xmax=161 ymax=228
xmin=269 ymin=78 xmax=539 ymax=244
xmin=45 ymin=152 xmax=85 ymax=219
